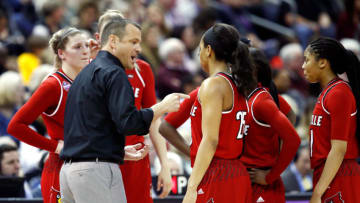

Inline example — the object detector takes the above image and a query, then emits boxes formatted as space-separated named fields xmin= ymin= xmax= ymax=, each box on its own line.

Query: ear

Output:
xmin=206 ymin=44 xmax=211 ymax=57
xmin=58 ymin=49 xmax=65 ymax=61
xmin=318 ymin=58 xmax=328 ymax=69
xmin=109 ymin=34 xmax=117 ymax=49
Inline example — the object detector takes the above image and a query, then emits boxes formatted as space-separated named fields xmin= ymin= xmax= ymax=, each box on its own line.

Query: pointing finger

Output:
xmin=174 ymin=93 xmax=190 ymax=99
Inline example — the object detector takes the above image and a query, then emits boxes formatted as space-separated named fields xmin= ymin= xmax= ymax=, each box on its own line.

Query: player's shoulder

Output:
xmin=136 ymin=59 xmax=152 ymax=71
xmin=35 ymin=73 xmax=61 ymax=93
xmin=250 ymin=88 xmax=272 ymax=101
xmin=326 ymin=81 xmax=353 ymax=98
xmin=42 ymin=73 xmax=61 ymax=86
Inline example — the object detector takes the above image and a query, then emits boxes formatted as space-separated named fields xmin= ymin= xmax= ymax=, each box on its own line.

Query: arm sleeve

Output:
xmin=7 ymin=78 xmax=60 ymax=152
xmin=164 ymin=87 xmax=198 ymax=128
xmin=140 ymin=62 xmax=157 ymax=108
xmin=278 ymin=95 xmax=291 ymax=115
xmin=325 ymin=87 xmax=356 ymax=141
xmin=253 ymin=93 xmax=300 ymax=184
xmin=106 ymin=69 xmax=154 ymax=136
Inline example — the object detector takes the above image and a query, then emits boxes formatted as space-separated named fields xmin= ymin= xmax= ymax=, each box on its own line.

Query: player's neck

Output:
xmin=208 ymin=60 xmax=228 ymax=76
xmin=62 ymin=63 xmax=81 ymax=81
xmin=319 ymin=70 xmax=337 ymax=89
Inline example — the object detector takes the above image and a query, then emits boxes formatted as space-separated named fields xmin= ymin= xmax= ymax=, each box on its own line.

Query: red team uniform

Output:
xmin=8 ymin=70 xmax=73 ymax=203
xmin=310 ymin=78 xmax=360 ymax=203
xmin=120 ymin=59 xmax=157 ymax=203
xmin=242 ymin=87 xmax=300 ymax=203
xmin=190 ymin=72 xmax=252 ymax=203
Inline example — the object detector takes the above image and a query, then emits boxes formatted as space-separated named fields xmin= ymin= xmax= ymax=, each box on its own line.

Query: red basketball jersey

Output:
xmin=42 ymin=71 xmax=73 ymax=141
xmin=190 ymin=72 xmax=249 ymax=166
xmin=241 ymin=88 xmax=280 ymax=168
xmin=125 ymin=59 xmax=157 ymax=145
xmin=310 ymin=78 xmax=359 ymax=169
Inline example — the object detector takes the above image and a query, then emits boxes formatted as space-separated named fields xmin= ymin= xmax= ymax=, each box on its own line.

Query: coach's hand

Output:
xmin=151 ymin=93 xmax=190 ymax=121
xmin=157 ymin=166 xmax=172 ymax=198
xmin=182 ymin=187 xmax=197 ymax=203
xmin=248 ymin=168 xmax=269 ymax=185
xmin=124 ymin=143 xmax=149 ymax=161
xmin=162 ymin=93 xmax=190 ymax=113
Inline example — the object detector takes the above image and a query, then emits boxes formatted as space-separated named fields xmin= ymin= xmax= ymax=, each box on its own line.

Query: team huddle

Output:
xmin=6 ymin=9 xmax=360 ymax=203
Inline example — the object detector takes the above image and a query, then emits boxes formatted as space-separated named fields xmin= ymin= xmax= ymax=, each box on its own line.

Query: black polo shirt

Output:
xmin=60 ymin=51 xmax=154 ymax=164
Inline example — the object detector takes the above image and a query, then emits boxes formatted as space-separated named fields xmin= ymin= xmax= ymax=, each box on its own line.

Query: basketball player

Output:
xmin=182 ymin=23 xmax=254 ymax=203
xmin=303 ymin=37 xmax=360 ymax=203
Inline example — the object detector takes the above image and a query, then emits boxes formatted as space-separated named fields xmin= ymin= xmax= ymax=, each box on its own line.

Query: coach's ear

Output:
xmin=109 ymin=34 xmax=118 ymax=50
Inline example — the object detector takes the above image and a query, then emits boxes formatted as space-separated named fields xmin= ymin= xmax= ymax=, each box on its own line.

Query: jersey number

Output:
xmin=236 ymin=111 xmax=249 ymax=139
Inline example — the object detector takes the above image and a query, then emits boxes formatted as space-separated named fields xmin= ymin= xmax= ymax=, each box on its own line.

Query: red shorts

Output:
xmin=196 ymin=158 xmax=252 ymax=203
xmin=313 ymin=159 xmax=360 ymax=203
xmin=120 ymin=154 xmax=153 ymax=203
xmin=251 ymin=178 xmax=285 ymax=203
xmin=41 ymin=153 xmax=63 ymax=203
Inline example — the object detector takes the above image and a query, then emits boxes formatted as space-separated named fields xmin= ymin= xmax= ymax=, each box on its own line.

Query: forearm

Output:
xmin=150 ymin=118 xmax=169 ymax=169
xmin=8 ymin=117 xmax=58 ymax=152
xmin=159 ymin=121 xmax=190 ymax=156
xmin=266 ymin=117 xmax=300 ymax=183
xmin=187 ymin=137 xmax=217 ymax=190
xmin=313 ymin=142 xmax=346 ymax=197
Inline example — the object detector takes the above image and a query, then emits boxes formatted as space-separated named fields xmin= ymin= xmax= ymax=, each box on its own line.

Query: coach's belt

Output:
xmin=64 ymin=157 xmax=119 ymax=164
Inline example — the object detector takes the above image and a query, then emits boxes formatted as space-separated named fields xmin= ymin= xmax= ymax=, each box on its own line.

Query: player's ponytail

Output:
xmin=344 ymin=50 xmax=360 ymax=148
xmin=308 ymin=37 xmax=360 ymax=147
xmin=202 ymin=23 xmax=256 ymax=96
xmin=231 ymin=41 xmax=257 ymax=97
xmin=250 ymin=48 xmax=279 ymax=107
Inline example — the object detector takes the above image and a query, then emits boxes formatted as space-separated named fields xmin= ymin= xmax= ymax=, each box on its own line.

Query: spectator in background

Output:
xmin=145 ymin=3 xmax=170 ymax=38
xmin=12 ymin=0 xmax=39 ymax=39
xmin=273 ymin=69 xmax=291 ymax=94
xmin=0 ymin=144 xmax=21 ymax=177
xmin=156 ymin=38 xmax=192 ymax=99
xmin=76 ymin=0 xmax=99 ymax=35
xmin=0 ymin=144 xmax=32 ymax=198
xmin=0 ymin=71 xmax=25 ymax=145
xmin=281 ymin=144 xmax=312 ymax=193
xmin=337 ymin=0 xmax=360 ymax=40
xmin=32 ymin=0 xmax=65 ymax=37
xmin=211 ymin=0 xmax=254 ymax=35
xmin=279 ymin=43 xmax=308 ymax=115
xmin=139 ymin=22 xmax=162 ymax=74
xmin=17 ymin=34 xmax=49 ymax=86
xmin=0 ymin=8 xmax=25 ymax=55
xmin=0 ymin=44 xmax=8 ymax=74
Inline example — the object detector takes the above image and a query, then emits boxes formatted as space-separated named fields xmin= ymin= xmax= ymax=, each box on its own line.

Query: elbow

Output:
xmin=7 ymin=120 xmax=16 ymax=135
xmin=333 ymin=143 xmax=347 ymax=156
xmin=207 ymin=136 xmax=219 ymax=150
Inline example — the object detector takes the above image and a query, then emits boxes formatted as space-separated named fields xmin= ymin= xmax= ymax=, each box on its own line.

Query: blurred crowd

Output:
xmin=0 ymin=0 xmax=359 ymax=198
